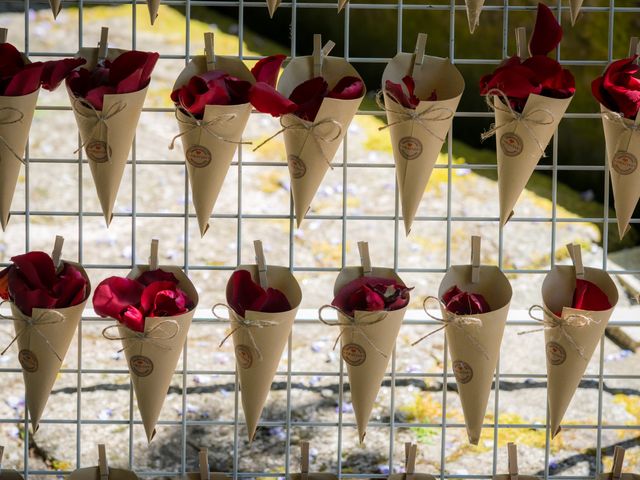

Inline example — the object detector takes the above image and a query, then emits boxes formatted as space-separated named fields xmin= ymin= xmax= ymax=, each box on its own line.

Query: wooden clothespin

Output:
xmin=507 ymin=443 xmax=518 ymax=480
xmin=254 ymin=240 xmax=268 ymax=288
xmin=611 ymin=446 xmax=625 ymax=480
xmin=98 ymin=27 xmax=109 ymax=62
xmin=566 ymin=243 xmax=584 ymax=279
xmin=199 ymin=447 xmax=210 ymax=480
xmin=471 ymin=236 xmax=481 ymax=284
xmin=204 ymin=32 xmax=216 ymax=71
xmin=98 ymin=444 xmax=109 ymax=480
xmin=358 ymin=241 xmax=372 ymax=277
xmin=149 ymin=239 xmax=159 ymax=271
xmin=0 ymin=28 xmax=7 ymax=44
xmin=411 ymin=34 xmax=427 ymax=78
xmin=52 ymin=235 xmax=64 ymax=271
xmin=404 ymin=443 xmax=417 ymax=480
xmin=312 ymin=34 xmax=336 ymax=78
xmin=300 ymin=442 xmax=309 ymax=480
xmin=515 ymin=27 xmax=529 ymax=60
xmin=0 ymin=445 xmax=4 ymax=470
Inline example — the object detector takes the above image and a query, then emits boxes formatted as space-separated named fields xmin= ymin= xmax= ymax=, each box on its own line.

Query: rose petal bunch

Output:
xmin=332 ymin=276 xmax=411 ymax=317
xmin=66 ymin=50 xmax=159 ymax=110
xmin=592 ymin=56 xmax=640 ymax=120
xmin=0 ymin=41 xmax=86 ymax=96
xmin=442 ymin=285 xmax=491 ymax=315
xmin=479 ymin=3 xmax=575 ymax=113
xmin=0 ymin=252 xmax=88 ymax=316
xmin=93 ymin=269 xmax=194 ymax=332
xmin=385 ymin=75 xmax=437 ymax=109
xmin=572 ymin=279 xmax=612 ymax=311
xmin=227 ymin=269 xmax=291 ymax=317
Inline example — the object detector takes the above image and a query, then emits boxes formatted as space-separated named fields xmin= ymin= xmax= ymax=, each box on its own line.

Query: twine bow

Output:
xmin=0 ymin=107 xmax=26 ymax=165
xmin=601 ymin=110 xmax=640 ymax=156
xmin=102 ymin=319 xmax=179 ymax=353
xmin=318 ymin=304 xmax=389 ymax=359
xmin=0 ymin=302 xmax=65 ymax=362
xmin=375 ymin=90 xmax=454 ymax=143
xmin=72 ymin=98 xmax=127 ymax=162
xmin=519 ymin=305 xmax=599 ymax=359
xmin=168 ymin=107 xmax=252 ymax=150
xmin=412 ymin=296 xmax=489 ymax=360
xmin=480 ymin=89 xmax=556 ymax=156
xmin=212 ymin=304 xmax=278 ymax=362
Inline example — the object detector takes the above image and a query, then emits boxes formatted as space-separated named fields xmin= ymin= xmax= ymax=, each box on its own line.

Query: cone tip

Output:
xmin=146 ymin=427 xmax=157 ymax=443
xmin=551 ymin=425 xmax=561 ymax=439
xmin=358 ymin=431 xmax=366 ymax=444
xmin=199 ymin=222 xmax=210 ymax=238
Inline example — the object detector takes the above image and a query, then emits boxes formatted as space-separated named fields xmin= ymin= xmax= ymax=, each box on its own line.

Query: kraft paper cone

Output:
xmin=465 ymin=0 xmax=484 ymax=34
xmin=7 ymin=261 xmax=89 ymax=433
xmin=0 ymin=470 xmax=24 ymax=480
xmin=569 ymin=0 xmax=583 ymax=25
xmin=0 ymin=89 xmax=39 ymax=231
xmin=381 ymin=53 xmax=464 ymax=235
xmin=492 ymin=93 xmax=572 ymax=225
xmin=337 ymin=0 xmax=348 ymax=12
xmin=541 ymin=265 xmax=617 ymax=438
xmin=596 ymin=447 xmax=639 ymax=480
xmin=69 ymin=467 xmax=138 ymax=480
xmin=600 ymin=105 xmax=640 ymax=238
xmin=278 ymin=56 xmax=364 ymax=227
xmin=48 ymin=0 xmax=62 ymax=19
xmin=225 ymin=265 xmax=301 ymax=441
xmin=68 ymin=48 xmax=148 ymax=226
xmin=115 ymin=265 xmax=197 ymax=443
xmin=184 ymin=474 xmax=229 ymax=480
xmin=437 ymin=264 xmax=512 ymax=444
xmin=266 ymin=0 xmax=281 ymax=17
xmin=291 ymin=475 xmax=337 ymax=480
xmin=173 ymin=57 xmax=254 ymax=237
xmin=332 ymin=266 xmax=407 ymax=443
xmin=147 ymin=0 xmax=160 ymax=24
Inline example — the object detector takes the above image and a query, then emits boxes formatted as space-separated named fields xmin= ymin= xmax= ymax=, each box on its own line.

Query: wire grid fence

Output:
xmin=0 ymin=0 xmax=639 ymax=479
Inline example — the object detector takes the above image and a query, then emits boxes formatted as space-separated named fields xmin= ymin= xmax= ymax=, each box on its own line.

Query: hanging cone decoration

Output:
xmin=182 ymin=448 xmax=231 ymax=480
xmin=48 ymin=0 xmax=62 ymax=19
xmin=465 ymin=0 xmax=484 ymax=34
xmin=147 ymin=0 xmax=161 ymax=25
xmin=536 ymin=244 xmax=617 ymax=438
xmin=386 ymin=443 xmax=435 ymax=480
xmin=277 ymin=35 xmax=364 ymax=227
xmin=421 ymin=236 xmax=511 ymax=444
xmin=266 ymin=0 xmax=281 ymax=18
xmin=69 ymin=445 xmax=139 ymax=480
xmin=172 ymin=34 xmax=254 ymax=237
xmin=493 ymin=443 xmax=538 ymax=480
xmin=290 ymin=442 xmax=338 ymax=480
xmin=569 ymin=0 xmax=583 ymax=26
xmin=596 ymin=447 xmax=639 ymax=480
xmin=219 ymin=241 xmax=301 ymax=441
xmin=381 ymin=33 xmax=464 ymax=235
xmin=0 ymin=445 xmax=24 ymax=480
xmin=337 ymin=0 xmax=348 ymax=12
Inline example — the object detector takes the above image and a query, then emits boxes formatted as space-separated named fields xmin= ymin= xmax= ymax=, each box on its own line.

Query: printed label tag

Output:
xmin=288 ymin=155 xmax=307 ymax=179
xmin=235 ymin=345 xmax=253 ymax=369
xmin=612 ymin=151 xmax=638 ymax=175
xmin=186 ymin=145 xmax=212 ymax=168
xmin=452 ymin=360 xmax=473 ymax=384
xmin=546 ymin=341 xmax=567 ymax=366
xmin=341 ymin=343 xmax=366 ymax=366
xmin=130 ymin=355 xmax=154 ymax=377
xmin=398 ymin=136 xmax=423 ymax=160
xmin=500 ymin=132 xmax=524 ymax=157
xmin=19 ymin=349 xmax=39 ymax=373
xmin=86 ymin=140 xmax=111 ymax=163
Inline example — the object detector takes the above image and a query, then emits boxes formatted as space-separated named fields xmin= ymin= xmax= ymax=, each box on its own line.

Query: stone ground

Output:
xmin=0 ymin=4 xmax=640 ymax=479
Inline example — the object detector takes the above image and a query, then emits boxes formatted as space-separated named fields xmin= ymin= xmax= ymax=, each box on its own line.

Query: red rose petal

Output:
xmin=10 ymin=251 xmax=57 ymax=290
xmin=53 ymin=263 xmax=88 ymax=308
xmin=529 ymin=3 xmax=562 ymax=56
xmin=227 ymin=269 xmax=266 ymax=317
xmin=0 ymin=266 xmax=10 ymax=300
xmin=4 ymin=62 xmax=44 ymax=96
xmin=289 ymin=76 xmax=328 ymax=121
xmin=149 ymin=288 xmax=191 ymax=317
xmin=261 ymin=288 xmax=292 ymax=313
xmin=327 ymin=76 xmax=364 ymax=100
xmin=93 ymin=276 xmax=144 ymax=319
xmin=121 ymin=305 xmax=145 ymax=332
xmin=0 ymin=43 xmax=26 ymax=77
xmin=40 ymin=57 xmax=86 ymax=91
xmin=225 ymin=77 xmax=252 ymax=104
xmin=84 ymin=85 xmax=116 ymax=110
xmin=248 ymin=82 xmax=298 ymax=117
xmin=572 ymin=279 xmax=612 ymax=311
xmin=137 ymin=269 xmax=179 ymax=286
xmin=140 ymin=281 xmax=180 ymax=316
xmin=251 ymin=54 xmax=286 ymax=87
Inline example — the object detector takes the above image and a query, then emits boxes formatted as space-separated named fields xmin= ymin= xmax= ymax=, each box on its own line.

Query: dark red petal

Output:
xmin=289 ymin=76 xmax=328 ymax=121
xmin=225 ymin=77 xmax=252 ymax=104
xmin=140 ymin=281 xmax=180 ymax=315
xmin=333 ymin=276 xmax=404 ymax=315
xmin=108 ymin=50 xmax=158 ymax=88
xmin=40 ymin=57 xmax=86 ymax=91
xmin=442 ymin=285 xmax=462 ymax=305
xmin=10 ymin=251 xmax=57 ymax=290
xmin=149 ymin=288 xmax=190 ymax=317
xmin=4 ymin=62 xmax=44 ymax=96
xmin=260 ymin=288 xmax=292 ymax=313
xmin=249 ymin=82 xmax=298 ymax=117
xmin=0 ymin=43 xmax=26 ymax=75
xmin=385 ymin=79 xmax=413 ymax=109
xmin=53 ymin=263 xmax=88 ymax=308
xmin=66 ymin=69 xmax=92 ymax=98
xmin=522 ymin=55 xmax=561 ymax=84
xmin=0 ymin=266 xmax=10 ymax=300
xmin=251 ymin=54 xmax=286 ymax=87
xmin=572 ymin=279 xmax=612 ymax=311
xmin=8 ymin=269 xmax=57 ymax=316
xmin=92 ymin=277 xmax=144 ymax=319
xmin=226 ymin=269 xmax=267 ymax=317
xmin=327 ymin=76 xmax=364 ymax=100
xmin=84 ymin=85 xmax=116 ymax=110
xmin=529 ymin=3 xmax=562 ymax=56
xmin=481 ymin=65 xmax=541 ymax=99
xmin=120 ymin=305 xmax=145 ymax=332
xmin=137 ymin=269 xmax=179 ymax=286
xmin=345 ymin=285 xmax=385 ymax=314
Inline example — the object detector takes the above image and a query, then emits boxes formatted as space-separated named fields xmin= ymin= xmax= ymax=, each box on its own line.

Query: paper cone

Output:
xmin=291 ymin=475 xmax=338 ymax=480
xmin=184 ymin=474 xmax=229 ymax=480
xmin=465 ymin=0 xmax=484 ymax=34
xmin=569 ymin=0 xmax=583 ymax=25
xmin=332 ymin=266 xmax=407 ymax=443
xmin=117 ymin=265 xmax=197 ymax=443
xmin=7 ymin=261 xmax=89 ymax=433
xmin=381 ymin=53 xmax=464 ymax=235
xmin=48 ymin=0 xmax=62 ymax=19
xmin=173 ymin=57 xmax=254 ymax=237
xmin=541 ymin=265 xmax=617 ymax=438
xmin=0 ymin=89 xmax=39 ymax=231
xmin=600 ymin=105 xmax=640 ymax=238
xmin=68 ymin=48 xmax=148 ymax=226
xmin=278 ymin=56 xmax=365 ymax=227
xmin=437 ymin=264 xmax=512 ymax=444
xmin=0 ymin=470 xmax=24 ymax=480
xmin=69 ymin=467 xmax=138 ymax=480
xmin=266 ymin=0 xmax=281 ymax=17
xmin=226 ymin=265 xmax=301 ymax=441
xmin=337 ymin=0 xmax=348 ymax=12
xmin=147 ymin=0 xmax=160 ymax=24
xmin=493 ymin=93 xmax=572 ymax=225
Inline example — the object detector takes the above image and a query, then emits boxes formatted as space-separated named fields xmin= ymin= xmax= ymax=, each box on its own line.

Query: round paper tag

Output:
xmin=398 ymin=136 xmax=423 ymax=160
xmin=235 ymin=345 xmax=253 ymax=369
xmin=86 ymin=140 xmax=111 ymax=163
xmin=186 ymin=145 xmax=212 ymax=168
xmin=341 ymin=343 xmax=366 ymax=366
xmin=500 ymin=132 xmax=524 ymax=157
xmin=612 ymin=151 xmax=638 ymax=175
xmin=18 ymin=349 xmax=39 ymax=373
xmin=288 ymin=155 xmax=307 ymax=179
xmin=546 ymin=341 xmax=566 ymax=366
xmin=130 ymin=355 xmax=154 ymax=377
xmin=452 ymin=360 xmax=473 ymax=384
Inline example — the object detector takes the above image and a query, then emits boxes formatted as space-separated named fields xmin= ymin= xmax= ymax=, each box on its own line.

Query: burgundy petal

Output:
xmin=40 ymin=57 xmax=86 ymax=91
xmin=327 ymin=76 xmax=364 ymax=100
xmin=289 ymin=76 xmax=328 ymax=121
xmin=92 ymin=277 xmax=144 ymax=319
xmin=260 ymin=288 xmax=292 ymax=313
xmin=120 ymin=305 xmax=145 ymax=332
xmin=4 ymin=62 xmax=44 ymax=96
xmin=140 ymin=281 xmax=180 ymax=315
xmin=251 ymin=54 xmax=286 ymax=87
xmin=248 ymin=82 xmax=298 ymax=117
xmin=10 ymin=251 xmax=57 ymax=290
xmin=53 ymin=263 xmax=88 ymax=308
xmin=226 ymin=269 xmax=266 ymax=317
xmin=137 ymin=269 xmax=179 ymax=286
xmin=529 ymin=3 xmax=562 ymax=56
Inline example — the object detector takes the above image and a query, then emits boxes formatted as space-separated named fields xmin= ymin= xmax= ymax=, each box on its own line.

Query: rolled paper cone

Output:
xmin=227 ymin=265 xmax=301 ymax=441
xmin=147 ymin=0 xmax=160 ymax=25
xmin=183 ymin=474 xmax=229 ymax=480
xmin=266 ymin=0 xmax=281 ymax=17
xmin=67 ymin=48 xmax=148 ymax=227
xmin=600 ymin=105 xmax=640 ymax=239
xmin=8 ymin=261 xmax=89 ymax=433
xmin=69 ymin=467 xmax=138 ymax=480
xmin=437 ymin=264 xmax=512 ymax=444
xmin=290 ymin=475 xmax=338 ymax=480
xmin=337 ymin=0 xmax=348 ymax=12
xmin=0 ymin=89 xmax=39 ymax=231
xmin=118 ymin=265 xmax=197 ymax=443
xmin=172 ymin=56 xmax=254 ymax=237
xmin=48 ymin=0 xmax=62 ymax=19
xmin=333 ymin=266 xmax=407 ymax=443
xmin=494 ymin=93 xmax=572 ymax=225
xmin=541 ymin=265 xmax=617 ymax=438
xmin=0 ymin=469 xmax=25 ymax=480
xmin=570 ymin=0 xmax=583 ymax=26
xmin=278 ymin=56 xmax=365 ymax=227
xmin=465 ymin=0 xmax=485 ymax=34
xmin=381 ymin=53 xmax=464 ymax=235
